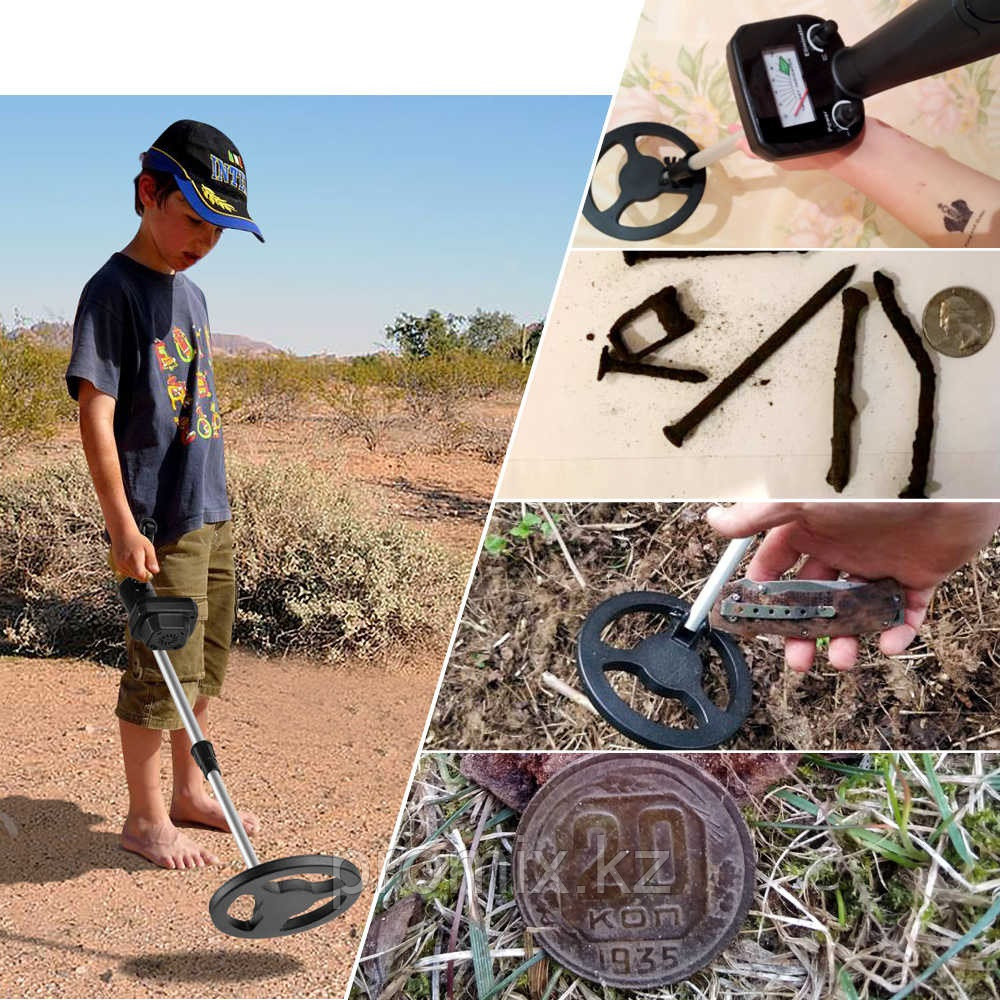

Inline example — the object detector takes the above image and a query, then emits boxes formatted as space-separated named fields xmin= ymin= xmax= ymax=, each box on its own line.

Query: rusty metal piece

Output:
xmin=459 ymin=753 xmax=579 ymax=812
xmin=513 ymin=754 xmax=755 ymax=989
xmin=709 ymin=577 xmax=905 ymax=638
xmin=873 ymin=270 xmax=936 ymax=499
xmin=827 ymin=286 xmax=870 ymax=493
xmin=598 ymin=346 xmax=708 ymax=384
xmin=607 ymin=284 xmax=696 ymax=360
xmin=663 ymin=265 xmax=855 ymax=447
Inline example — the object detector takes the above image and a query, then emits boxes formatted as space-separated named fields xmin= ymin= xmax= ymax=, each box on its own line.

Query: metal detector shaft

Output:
xmin=687 ymin=130 xmax=743 ymax=171
xmin=150 ymin=648 xmax=259 ymax=869
xmin=684 ymin=536 xmax=754 ymax=633
xmin=665 ymin=130 xmax=744 ymax=183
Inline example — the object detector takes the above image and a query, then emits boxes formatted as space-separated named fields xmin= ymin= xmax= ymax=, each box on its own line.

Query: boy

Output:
xmin=66 ymin=120 xmax=263 ymax=869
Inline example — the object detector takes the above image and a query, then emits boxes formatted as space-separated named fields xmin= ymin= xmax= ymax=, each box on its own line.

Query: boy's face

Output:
xmin=138 ymin=177 xmax=224 ymax=273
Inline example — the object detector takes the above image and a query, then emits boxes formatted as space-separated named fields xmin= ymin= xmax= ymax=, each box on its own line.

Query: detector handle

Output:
xmin=834 ymin=0 xmax=1000 ymax=99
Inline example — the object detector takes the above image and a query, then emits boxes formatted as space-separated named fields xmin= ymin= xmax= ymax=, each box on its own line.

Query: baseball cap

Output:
xmin=142 ymin=120 xmax=264 ymax=242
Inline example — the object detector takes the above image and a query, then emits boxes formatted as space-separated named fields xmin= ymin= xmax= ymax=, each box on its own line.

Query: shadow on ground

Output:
xmin=381 ymin=477 xmax=490 ymax=520
xmin=0 ymin=796 xmax=148 ymax=883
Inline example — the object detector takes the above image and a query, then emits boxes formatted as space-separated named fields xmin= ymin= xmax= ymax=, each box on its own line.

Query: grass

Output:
xmin=351 ymin=753 xmax=1000 ymax=1000
xmin=428 ymin=503 xmax=1000 ymax=752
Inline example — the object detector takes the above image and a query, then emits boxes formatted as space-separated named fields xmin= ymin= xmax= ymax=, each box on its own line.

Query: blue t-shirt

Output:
xmin=66 ymin=252 xmax=230 ymax=544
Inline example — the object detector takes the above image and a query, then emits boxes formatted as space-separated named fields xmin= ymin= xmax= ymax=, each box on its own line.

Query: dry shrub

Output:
xmin=325 ymin=380 xmax=402 ymax=452
xmin=0 ymin=460 xmax=114 ymax=661
xmin=225 ymin=459 xmax=463 ymax=658
xmin=460 ymin=420 xmax=511 ymax=464
xmin=0 ymin=457 xmax=463 ymax=665
xmin=214 ymin=354 xmax=333 ymax=423
xmin=0 ymin=338 xmax=75 ymax=453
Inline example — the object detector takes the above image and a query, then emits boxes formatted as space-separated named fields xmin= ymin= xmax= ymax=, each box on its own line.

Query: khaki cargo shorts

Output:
xmin=114 ymin=520 xmax=236 ymax=730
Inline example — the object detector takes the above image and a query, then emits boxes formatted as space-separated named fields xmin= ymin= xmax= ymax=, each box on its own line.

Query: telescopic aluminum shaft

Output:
xmin=151 ymin=649 xmax=259 ymax=869
xmin=684 ymin=536 xmax=754 ymax=633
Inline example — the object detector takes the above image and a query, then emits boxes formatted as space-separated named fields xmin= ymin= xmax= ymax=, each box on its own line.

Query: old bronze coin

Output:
xmin=512 ymin=754 xmax=755 ymax=988
xmin=922 ymin=287 xmax=994 ymax=358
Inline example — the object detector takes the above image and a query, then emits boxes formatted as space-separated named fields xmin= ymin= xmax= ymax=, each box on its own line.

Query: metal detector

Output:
xmin=117 ymin=519 xmax=363 ymax=938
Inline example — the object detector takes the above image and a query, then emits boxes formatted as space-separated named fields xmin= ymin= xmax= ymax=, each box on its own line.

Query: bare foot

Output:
xmin=121 ymin=815 xmax=219 ymax=869
xmin=170 ymin=791 xmax=260 ymax=836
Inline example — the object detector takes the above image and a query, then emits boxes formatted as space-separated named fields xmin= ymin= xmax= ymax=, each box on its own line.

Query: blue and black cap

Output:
xmin=142 ymin=120 xmax=264 ymax=242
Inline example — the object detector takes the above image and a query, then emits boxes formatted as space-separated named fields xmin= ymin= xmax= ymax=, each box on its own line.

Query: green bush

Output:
xmin=0 ymin=338 xmax=75 ymax=450
xmin=0 ymin=457 xmax=463 ymax=665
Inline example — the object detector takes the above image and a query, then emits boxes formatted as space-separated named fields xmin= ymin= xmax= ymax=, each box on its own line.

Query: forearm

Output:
xmin=829 ymin=119 xmax=1000 ymax=247
xmin=79 ymin=405 xmax=136 ymax=540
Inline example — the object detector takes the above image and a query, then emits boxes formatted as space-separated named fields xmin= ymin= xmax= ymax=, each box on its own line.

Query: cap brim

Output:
xmin=143 ymin=148 xmax=264 ymax=242
xmin=176 ymin=177 xmax=265 ymax=242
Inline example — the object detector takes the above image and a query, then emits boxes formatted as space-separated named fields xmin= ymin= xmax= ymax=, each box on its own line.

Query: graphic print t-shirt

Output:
xmin=66 ymin=253 xmax=230 ymax=544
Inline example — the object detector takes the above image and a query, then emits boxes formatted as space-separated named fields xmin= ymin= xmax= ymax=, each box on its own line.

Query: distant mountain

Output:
xmin=211 ymin=333 xmax=283 ymax=357
xmin=6 ymin=322 xmax=281 ymax=358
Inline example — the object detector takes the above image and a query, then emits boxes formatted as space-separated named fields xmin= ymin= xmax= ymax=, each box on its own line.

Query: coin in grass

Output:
xmin=512 ymin=753 xmax=755 ymax=989
xmin=922 ymin=287 xmax=994 ymax=358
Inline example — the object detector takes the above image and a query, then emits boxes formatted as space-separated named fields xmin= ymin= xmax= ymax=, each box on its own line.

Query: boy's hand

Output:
xmin=112 ymin=528 xmax=160 ymax=582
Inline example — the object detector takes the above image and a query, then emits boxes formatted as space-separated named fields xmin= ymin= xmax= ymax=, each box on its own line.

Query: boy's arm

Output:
xmin=77 ymin=379 xmax=159 ymax=582
xmin=765 ymin=118 xmax=1000 ymax=247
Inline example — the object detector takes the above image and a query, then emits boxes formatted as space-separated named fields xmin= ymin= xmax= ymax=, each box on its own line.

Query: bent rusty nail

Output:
xmin=598 ymin=345 xmax=708 ymax=383
xmin=873 ymin=270 xmax=936 ymax=499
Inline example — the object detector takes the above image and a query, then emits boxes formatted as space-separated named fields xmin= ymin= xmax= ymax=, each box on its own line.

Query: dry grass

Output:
xmin=428 ymin=504 xmax=1000 ymax=752
xmin=351 ymin=752 xmax=1000 ymax=1000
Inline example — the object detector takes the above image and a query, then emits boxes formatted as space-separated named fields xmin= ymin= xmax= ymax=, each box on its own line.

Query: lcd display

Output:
xmin=762 ymin=46 xmax=817 ymax=127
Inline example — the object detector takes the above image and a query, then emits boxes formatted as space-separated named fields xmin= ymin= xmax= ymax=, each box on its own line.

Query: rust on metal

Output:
xmin=513 ymin=754 xmax=755 ymax=989
xmin=709 ymin=577 xmax=905 ymax=638
xmin=827 ymin=286 xmax=869 ymax=493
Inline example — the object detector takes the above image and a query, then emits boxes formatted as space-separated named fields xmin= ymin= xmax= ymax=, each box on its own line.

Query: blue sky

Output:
xmin=0 ymin=96 xmax=607 ymax=355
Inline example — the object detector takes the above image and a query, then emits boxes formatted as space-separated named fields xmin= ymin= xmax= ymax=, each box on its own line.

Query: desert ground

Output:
xmin=0 ymin=392 xmax=518 ymax=998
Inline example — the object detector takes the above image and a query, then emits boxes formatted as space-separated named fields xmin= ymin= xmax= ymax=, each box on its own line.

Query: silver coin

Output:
xmin=922 ymin=287 xmax=994 ymax=358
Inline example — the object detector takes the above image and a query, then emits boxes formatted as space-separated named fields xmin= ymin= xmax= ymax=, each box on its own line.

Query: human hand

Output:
xmin=706 ymin=502 xmax=1000 ymax=673
xmin=111 ymin=527 xmax=160 ymax=582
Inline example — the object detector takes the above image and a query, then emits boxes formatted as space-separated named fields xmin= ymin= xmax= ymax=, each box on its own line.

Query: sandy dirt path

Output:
xmin=0 ymin=647 xmax=441 ymax=998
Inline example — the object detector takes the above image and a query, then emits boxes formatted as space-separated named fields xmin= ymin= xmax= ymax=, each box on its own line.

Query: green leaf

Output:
xmin=888 ymin=894 xmax=1000 ymax=999
xmin=479 ymin=951 xmax=546 ymax=1000
xmin=863 ymin=198 xmax=876 ymax=220
xmin=804 ymin=753 xmax=879 ymax=777
xmin=838 ymin=967 xmax=861 ymax=1000
xmin=709 ymin=74 xmax=731 ymax=110
xmin=678 ymin=47 xmax=698 ymax=85
xmin=692 ymin=43 xmax=706 ymax=87
xmin=774 ymin=789 xmax=820 ymax=816
xmin=920 ymin=752 xmax=975 ymax=866
xmin=468 ymin=918 xmax=494 ymax=998
xmin=484 ymin=534 xmax=508 ymax=555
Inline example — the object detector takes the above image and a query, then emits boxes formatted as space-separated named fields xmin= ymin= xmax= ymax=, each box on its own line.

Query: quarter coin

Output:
xmin=513 ymin=753 xmax=756 ymax=988
xmin=922 ymin=287 xmax=993 ymax=358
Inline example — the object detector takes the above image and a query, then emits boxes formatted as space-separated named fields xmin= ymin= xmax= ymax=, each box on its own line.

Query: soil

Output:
xmin=426 ymin=503 xmax=1000 ymax=752
xmin=0 ymin=649 xmax=439 ymax=998
xmin=1 ymin=400 xmax=517 ymax=998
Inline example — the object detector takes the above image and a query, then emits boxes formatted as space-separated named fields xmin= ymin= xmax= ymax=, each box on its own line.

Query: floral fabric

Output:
xmin=576 ymin=0 xmax=998 ymax=248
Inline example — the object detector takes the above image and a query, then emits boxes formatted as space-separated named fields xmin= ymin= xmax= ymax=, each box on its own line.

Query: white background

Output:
xmin=2 ymin=2 xmax=643 ymax=94
xmin=499 ymin=250 xmax=1000 ymax=499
